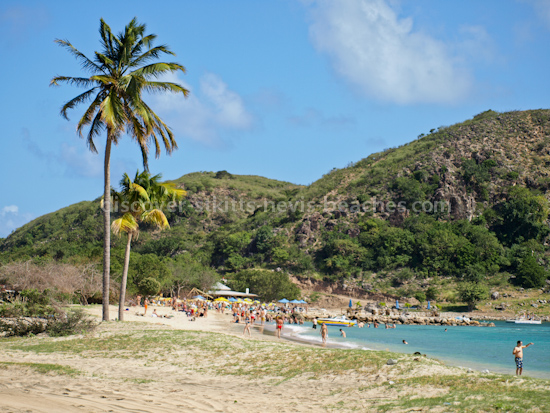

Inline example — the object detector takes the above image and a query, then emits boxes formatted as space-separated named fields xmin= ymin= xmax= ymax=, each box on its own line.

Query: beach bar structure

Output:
xmin=208 ymin=282 xmax=258 ymax=299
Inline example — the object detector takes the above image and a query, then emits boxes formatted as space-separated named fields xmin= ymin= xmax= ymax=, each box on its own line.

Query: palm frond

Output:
xmin=111 ymin=213 xmax=139 ymax=236
xmin=99 ymin=19 xmax=117 ymax=58
xmin=76 ymin=92 xmax=105 ymax=135
xmin=59 ymin=87 xmax=99 ymax=120
xmin=90 ymin=74 xmax=116 ymax=85
xmin=100 ymin=94 xmax=126 ymax=129
xmin=144 ymin=81 xmax=189 ymax=96
xmin=131 ymin=62 xmax=186 ymax=78
xmin=50 ymin=76 xmax=97 ymax=88
xmin=142 ymin=209 xmax=169 ymax=229
xmin=94 ymin=51 xmax=116 ymax=69
xmin=84 ymin=111 xmax=103 ymax=153
xmin=130 ymin=182 xmax=150 ymax=201
xmin=53 ymin=39 xmax=102 ymax=73
xmin=129 ymin=44 xmax=174 ymax=68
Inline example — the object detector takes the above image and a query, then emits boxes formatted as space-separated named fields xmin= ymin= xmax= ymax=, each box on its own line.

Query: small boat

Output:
xmin=506 ymin=318 xmax=542 ymax=325
xmin=317 ymin=315 xmax=356 ymax=327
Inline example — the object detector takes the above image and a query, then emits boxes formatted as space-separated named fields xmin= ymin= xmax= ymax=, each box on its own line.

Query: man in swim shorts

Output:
xmin=512 ymin=340 xmax=534 ymax=375
xmin=276 ymin=316 xmax=283 ymax=338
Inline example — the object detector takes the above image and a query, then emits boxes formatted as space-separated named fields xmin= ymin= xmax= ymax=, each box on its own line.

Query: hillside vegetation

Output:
xmin=2 ymin=109 xmax=550 ymax=305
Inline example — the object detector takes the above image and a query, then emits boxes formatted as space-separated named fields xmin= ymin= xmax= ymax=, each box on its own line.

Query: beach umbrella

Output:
xmin=214 ymin=297 xmax=229 ymax=302
xmin=244 ymin=298 xmax=253 ymax=303
xmin=193 ymin=295 xmax=205 ymax=300
xmin=299 ymin=299 xmax=307 ymax=304
xmin=228 ymin=297 xmax=237 ymax=302
xmin=349 ymin=299 xmax=352 ymax=308
xmin=396 ymin=300 xmax=399 ymax=309
xmin=290 ymin=299 xmax=301 ymax=304
xmin=278 ymin=298 xmax=289 ymax=303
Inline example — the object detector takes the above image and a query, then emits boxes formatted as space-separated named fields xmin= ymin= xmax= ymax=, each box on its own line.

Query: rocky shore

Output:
xmin=304 ymin=309 xmax=495 ymax=327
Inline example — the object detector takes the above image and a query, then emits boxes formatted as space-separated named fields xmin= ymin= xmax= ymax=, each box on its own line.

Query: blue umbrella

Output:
xmin=290 ymin=299 xmax=301 ymax=304
xmin=396 ymin=300 xmax=399 ymax=309
xmin=228 ymin=297 xmax=237 ymax=302
xmin=299 ymin=299 xmax=307 ymax=304
xmin=278 ymin=298 xmax=289 ymax=303
xmin=349 ymin=299 xmax=352 ymax=308
xmin=427 ymin=301 xmax=431 ymax=310
xmin=193 ymin=295 xmax=205 ymax=300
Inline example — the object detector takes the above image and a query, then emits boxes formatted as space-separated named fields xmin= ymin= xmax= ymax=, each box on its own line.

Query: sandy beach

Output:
xmin=1 ymin=304 xmax=549 ymax=412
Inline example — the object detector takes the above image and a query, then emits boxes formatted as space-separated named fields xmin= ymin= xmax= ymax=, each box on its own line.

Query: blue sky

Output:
xmin=1 ymin=0 xmax=549 ymax=237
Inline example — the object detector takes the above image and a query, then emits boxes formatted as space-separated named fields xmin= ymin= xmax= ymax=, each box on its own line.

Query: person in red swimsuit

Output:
xmin=276 ymin=316 xmax=284 ymax=338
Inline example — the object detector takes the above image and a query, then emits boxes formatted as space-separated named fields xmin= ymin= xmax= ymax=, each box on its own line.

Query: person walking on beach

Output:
xmin=513 ymin=340 xmax=534 ymax=375
xmin=312 ymin=317 xmax=318 ymax=330
xmin=144 ymin=298 xmax=149 ymax=316
xmin=276 ymin=316 xmax=284 ymax=338
xmin=321 ymin=322 xmax=328 ymax=345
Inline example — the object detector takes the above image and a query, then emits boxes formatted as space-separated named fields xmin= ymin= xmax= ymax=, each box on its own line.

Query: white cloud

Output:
xmin=151 ymin=72 xmax=254 ymax=147
xmin=304 ymin=0 xmax=473 ymax=104
xmin=0 ymin=205 xmax=34 ymax=238
xmin=1 ymin=205 xmax=18 ymax=216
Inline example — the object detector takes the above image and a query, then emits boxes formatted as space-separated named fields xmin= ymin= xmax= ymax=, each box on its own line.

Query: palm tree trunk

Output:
xmin=118 ymin=232 xmax=132 ymax=321
xmin=102 ymin=135 xmax=112 ymax=322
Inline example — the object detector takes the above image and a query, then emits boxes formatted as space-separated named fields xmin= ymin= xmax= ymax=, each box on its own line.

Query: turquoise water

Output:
xmin=279 ymin=321 xmax=550 ymax=378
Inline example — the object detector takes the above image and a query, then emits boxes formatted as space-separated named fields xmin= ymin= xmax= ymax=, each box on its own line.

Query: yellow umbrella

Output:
xmin=243 ymin=298 xmax=253 ymax=303
xmin=215 ymin=297 xmax=229 ymax=302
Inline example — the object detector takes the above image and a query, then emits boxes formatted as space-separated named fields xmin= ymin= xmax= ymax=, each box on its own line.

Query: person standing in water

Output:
xmin=339 ymin=328 xmax=346 ymax=338
xmin=320 ymin=323 xmax=328 ymax=345
xmin=513 ymin=340 xmax=534 ymax=375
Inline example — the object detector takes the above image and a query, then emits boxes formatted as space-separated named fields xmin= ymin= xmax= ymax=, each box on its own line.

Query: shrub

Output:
xmin=516 ymin=255 xmax=547 ymax=288
xmin=458 ymin=282 xmax=489 ymax=311
xmin=47 ymin=309 xmax=97 ymax=337
xmin=0 ymin=309 xmax=96 ymax=337
xmin=0 ymin=318 xmax=47 ymax=337
xmin=138 ymin=277 xmax=161 ymax=296
xmin=425 ymin=286 xmax=439 ymax=301
xmin=414 ymin=291 xmax=426 ymax=303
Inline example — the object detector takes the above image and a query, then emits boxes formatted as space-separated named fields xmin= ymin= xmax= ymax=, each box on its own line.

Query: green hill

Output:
xmin=2 ymin=109 xmax=550 ymax=301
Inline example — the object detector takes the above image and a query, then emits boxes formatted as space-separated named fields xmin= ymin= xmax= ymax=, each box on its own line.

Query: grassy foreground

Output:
xmin=1 ymin=322 xmax=549 ymax=412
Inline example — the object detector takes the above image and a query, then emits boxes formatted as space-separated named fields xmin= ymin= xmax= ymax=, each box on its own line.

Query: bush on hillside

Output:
xmin=515 ymin=255 xmax=547 ymax=289
xmin=458 ymin=282 xmax=489 ymax=311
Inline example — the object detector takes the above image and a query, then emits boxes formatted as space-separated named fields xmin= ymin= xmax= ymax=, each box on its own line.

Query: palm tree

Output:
xmin=111 ymin=170 xmax=185 ymax=321
xmin=51 ymin=18 xmax=189 ymax=321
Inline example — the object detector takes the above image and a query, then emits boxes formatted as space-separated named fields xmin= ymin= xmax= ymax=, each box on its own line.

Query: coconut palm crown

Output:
xmin=110 ymin=170 xmax=186 ymax=321
xmin=51 ymin=18 xmax=189 ymax=321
